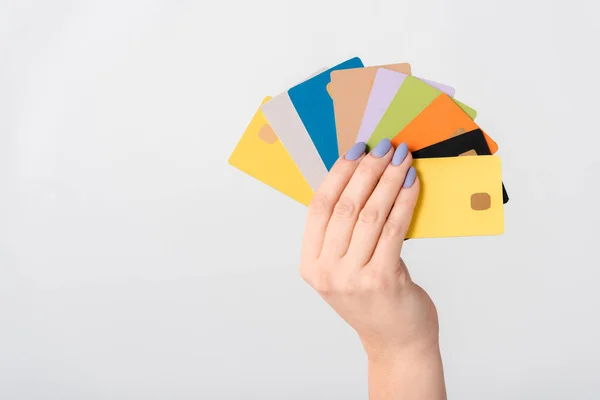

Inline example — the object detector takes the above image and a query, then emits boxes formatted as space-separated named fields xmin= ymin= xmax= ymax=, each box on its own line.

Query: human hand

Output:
xmin=300 ymin=138 xmax=445 ymax=399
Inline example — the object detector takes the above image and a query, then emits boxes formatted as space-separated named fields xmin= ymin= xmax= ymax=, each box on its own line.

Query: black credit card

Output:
xmin=412 ymin=129 xmax=509 ymax=204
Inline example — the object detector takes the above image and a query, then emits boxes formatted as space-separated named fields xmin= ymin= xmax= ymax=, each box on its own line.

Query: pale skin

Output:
xmin=300 ymin=140 xmax=446 ymax=400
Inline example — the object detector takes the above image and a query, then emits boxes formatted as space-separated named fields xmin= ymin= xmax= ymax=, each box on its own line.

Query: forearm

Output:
xmin=367 ymin=343 xmax=446 ymax=400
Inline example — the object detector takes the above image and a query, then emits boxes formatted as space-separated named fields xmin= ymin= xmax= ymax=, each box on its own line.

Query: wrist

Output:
xmin=365 ymin=338 xmax=441 ymax=368
xmin=361 ymin=324 xmax=441 ymax=365
xmin=366 ymin=341 xmax=446 ymax=400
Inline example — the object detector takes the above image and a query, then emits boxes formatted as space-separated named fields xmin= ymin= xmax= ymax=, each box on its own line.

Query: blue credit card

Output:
xmin=288 ymin=57 xmax=364 ymax=170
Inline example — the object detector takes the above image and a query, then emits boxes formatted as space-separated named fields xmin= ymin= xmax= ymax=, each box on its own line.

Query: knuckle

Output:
xmin=299 ymin=263 xmax=312 ymax=284
xmin=361 ymin=271 xmax=390 ymax=292
xmin=379 ymin=170 xmax=399 ymax=186
xmin=356 ymin=162 xmax=378 ymax=179
xmin=308 ymin=193 xmax=332 ymax=215
xmin=394 ymin=193 xmax=415 ymax=207
xmin=332 ymin=275 xmax=358 ymax=295
xmin=358 ymin=207 xmax=380 ymax=224
xmin=333 ymin=196 xmax=357 ymax=219
xmin=309 ymin=260 xmax=333 ymax=294
xmin=382 ymin=217 xmax=407 ymax=238
xmin=311 ymin=273 xmax=332 ymax=295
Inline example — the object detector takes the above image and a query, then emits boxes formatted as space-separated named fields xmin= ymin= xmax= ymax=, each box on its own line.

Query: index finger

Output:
xmin=301 ymin=143 xmax=366 ymax=262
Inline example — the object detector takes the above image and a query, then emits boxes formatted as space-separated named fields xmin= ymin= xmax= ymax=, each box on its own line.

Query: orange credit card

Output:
xmin=390 ymin=94 xmax=498 ymax=153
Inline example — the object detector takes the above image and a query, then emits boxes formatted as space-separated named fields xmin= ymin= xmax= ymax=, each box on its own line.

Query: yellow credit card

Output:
xmin=229 ymin=97 xmax=314 ymax=206
xmin=408 ymin=156 xmax=504 ymax=238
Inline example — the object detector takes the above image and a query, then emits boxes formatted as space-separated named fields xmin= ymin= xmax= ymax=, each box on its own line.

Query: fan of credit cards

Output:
xmin=229 ymin=57 xmax=508 ymax=238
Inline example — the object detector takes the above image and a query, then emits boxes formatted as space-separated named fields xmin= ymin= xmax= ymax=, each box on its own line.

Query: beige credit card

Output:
xmin=328 ymin=63 xmax=411 ymax=155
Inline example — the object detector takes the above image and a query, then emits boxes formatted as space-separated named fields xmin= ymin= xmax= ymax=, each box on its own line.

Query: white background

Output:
xmin=1 ymin=0 xmax=599 ymax=399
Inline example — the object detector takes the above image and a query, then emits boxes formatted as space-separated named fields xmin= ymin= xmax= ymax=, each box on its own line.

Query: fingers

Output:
xmin=301 ymin=142 xmax=366 ymax=263
xmin=371 ymin=166 xmax=420 ymax=264
xmin=344 ymin=143 xmax=412 ymax=266
xmin=320 ymin=139 xmax=393 ymax=259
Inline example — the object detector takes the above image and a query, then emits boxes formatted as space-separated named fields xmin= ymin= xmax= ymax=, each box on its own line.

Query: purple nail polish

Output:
xmin=371 ymin=138 xmax=391 ymax=158
xmin=345 ymin=142 xmax=366 ymax=161
xmin=403 ymin=167 xmax=417 ymax=188
xmin=392 ymin=142 xmax=409 ymax=166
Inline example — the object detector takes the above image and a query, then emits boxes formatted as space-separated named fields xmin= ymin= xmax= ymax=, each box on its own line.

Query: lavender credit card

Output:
xmin=355 ymin=69 xmax=456 ymax=144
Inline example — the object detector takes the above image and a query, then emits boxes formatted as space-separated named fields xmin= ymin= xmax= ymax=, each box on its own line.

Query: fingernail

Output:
xmin=392 ymin=142 xmax=409 ymax=166
xmin=345 ymin=142 xmax=366 ymax=161
xmin=403 ymin=167 xmax=417 ymax=188
xmin=371 ymin=138 xmax=391 ymax=158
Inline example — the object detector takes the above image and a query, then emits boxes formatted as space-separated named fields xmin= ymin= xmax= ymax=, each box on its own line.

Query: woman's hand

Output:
xmin=300 ymin=138 xmax=446 ymax=399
